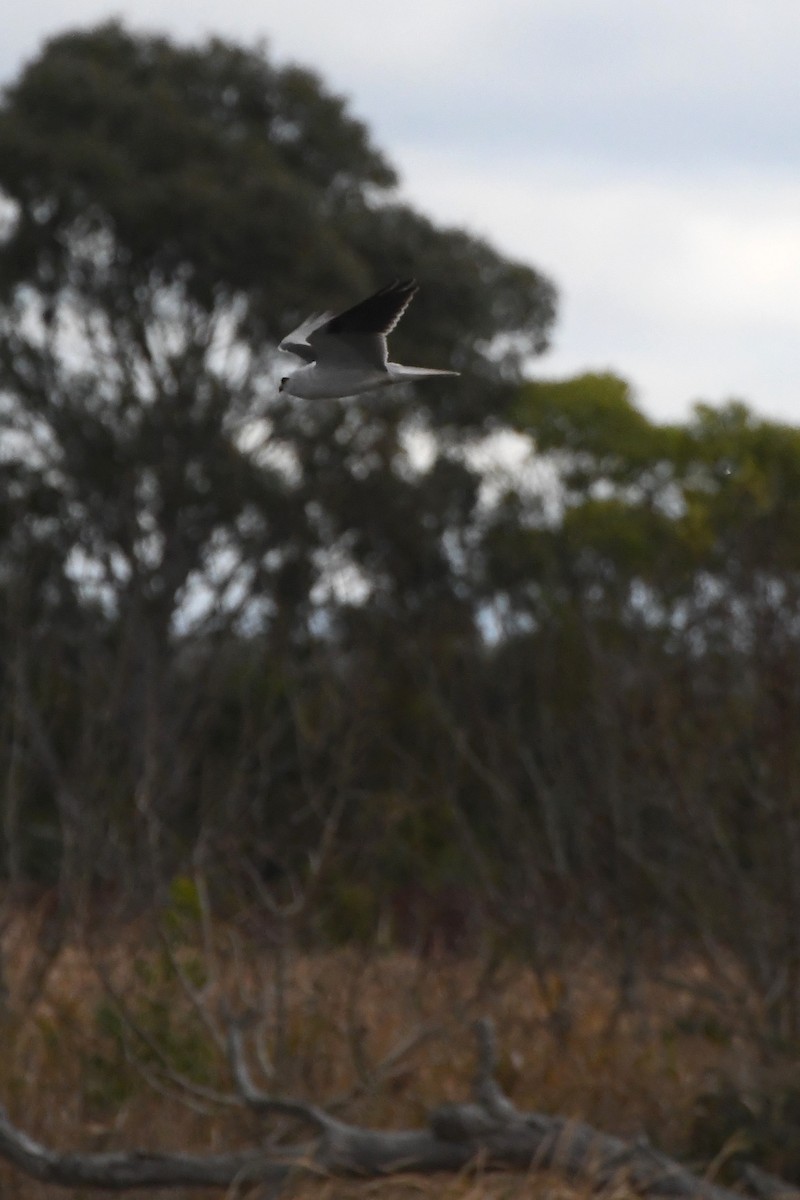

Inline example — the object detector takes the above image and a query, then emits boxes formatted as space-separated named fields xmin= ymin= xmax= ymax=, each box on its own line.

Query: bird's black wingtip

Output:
xmin=380 ymin=277 xmax=418 ymax=294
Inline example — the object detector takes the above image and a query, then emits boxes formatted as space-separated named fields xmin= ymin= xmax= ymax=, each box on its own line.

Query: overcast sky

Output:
xmin=3 ymin=1 xmax=799 ymax=422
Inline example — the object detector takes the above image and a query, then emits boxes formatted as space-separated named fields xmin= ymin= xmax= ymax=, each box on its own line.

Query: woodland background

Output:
xmin=1 ymin=23 xmax=800 ymax=1197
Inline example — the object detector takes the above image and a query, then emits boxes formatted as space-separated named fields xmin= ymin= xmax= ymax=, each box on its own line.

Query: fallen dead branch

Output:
xmin=0 ymin=1017 xmax=796 ymax=1196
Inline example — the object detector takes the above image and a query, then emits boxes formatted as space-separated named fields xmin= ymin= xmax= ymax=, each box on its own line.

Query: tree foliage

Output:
xmin=0 ymin=23 xmax=556 ymax=648
xmin=0 ymin=21 xmax=556 ymax=897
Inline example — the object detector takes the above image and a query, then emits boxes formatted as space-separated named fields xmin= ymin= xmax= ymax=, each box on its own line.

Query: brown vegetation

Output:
xmin=0 ymin=898 xmax=792 ymax=1199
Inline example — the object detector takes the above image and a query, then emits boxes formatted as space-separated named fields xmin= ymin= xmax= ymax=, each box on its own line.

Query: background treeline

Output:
xmin=2 ymin=23 xmax=800 ymax=1046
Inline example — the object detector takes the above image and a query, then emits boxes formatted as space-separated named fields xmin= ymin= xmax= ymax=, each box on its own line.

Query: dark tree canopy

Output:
xmin=0 ymin=21 xmax=557 ymax=649
xmin=0 ymin=24 xmax=393 ymax=319
xmin=0 ymin=22 xmax=557 ymax=896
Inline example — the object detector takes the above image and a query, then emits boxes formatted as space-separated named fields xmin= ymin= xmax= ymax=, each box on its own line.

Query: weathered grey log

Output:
xmin=739 ymin=1163 xmax=800 ymax=1200
xmin=0 ymin=1108 xmax=290 ymax=1190
xmin=0 ymin=1017 xmax=792 ymax=1196
xmin=0 ymin=1101 xmax=732 ymax=1194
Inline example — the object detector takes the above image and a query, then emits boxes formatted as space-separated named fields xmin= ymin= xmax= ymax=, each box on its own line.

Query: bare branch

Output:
xmin=472 ymin=1017 xmax=523 ymax=1125
xmin=223 ymin=1008 xmax=340 ymax=1135
xmin=154 ymin=920 xmax=226 ymax=1055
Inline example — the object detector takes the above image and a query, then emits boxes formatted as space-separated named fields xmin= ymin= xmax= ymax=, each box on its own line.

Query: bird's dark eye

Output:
xmin=279 ymin=377 xmax=288 ymax=390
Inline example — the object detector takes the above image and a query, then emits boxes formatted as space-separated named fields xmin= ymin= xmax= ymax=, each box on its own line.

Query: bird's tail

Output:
xmin=390 ymin=365 xmax=460 ymax=380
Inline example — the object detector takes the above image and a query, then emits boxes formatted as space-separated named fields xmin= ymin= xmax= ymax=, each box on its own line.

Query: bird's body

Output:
xmin=278 ymin=279 xmax=459 ymax=400
xmin=282 ymin=361 xmax=457 ymax=401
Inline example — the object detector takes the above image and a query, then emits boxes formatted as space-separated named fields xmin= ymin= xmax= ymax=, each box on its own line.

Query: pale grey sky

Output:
xmin=3 ymin=1 xmax=799 ymax=422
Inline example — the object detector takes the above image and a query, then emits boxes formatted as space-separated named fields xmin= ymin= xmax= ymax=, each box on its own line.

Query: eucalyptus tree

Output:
xmin=0 ymin=23 xmax=555 ymax=895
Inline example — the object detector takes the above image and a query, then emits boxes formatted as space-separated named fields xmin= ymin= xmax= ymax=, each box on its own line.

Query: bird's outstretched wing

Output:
xmin=279 ymin=311 xmax=332 ymax=362
xmin=309 ymin=278 xmax=419 ymax=369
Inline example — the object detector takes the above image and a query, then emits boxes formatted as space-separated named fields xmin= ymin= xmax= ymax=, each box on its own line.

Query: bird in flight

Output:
xmin=278 ymin=279 xmax=459 ymax=400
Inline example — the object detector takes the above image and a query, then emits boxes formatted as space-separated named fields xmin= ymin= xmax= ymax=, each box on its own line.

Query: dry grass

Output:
xmin=0 ymin=903 xmax=769 ymax=1200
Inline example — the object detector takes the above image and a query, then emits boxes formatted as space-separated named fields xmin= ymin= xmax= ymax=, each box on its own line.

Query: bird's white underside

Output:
xmin=283 ymin=362 xmax=458 ymax=401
